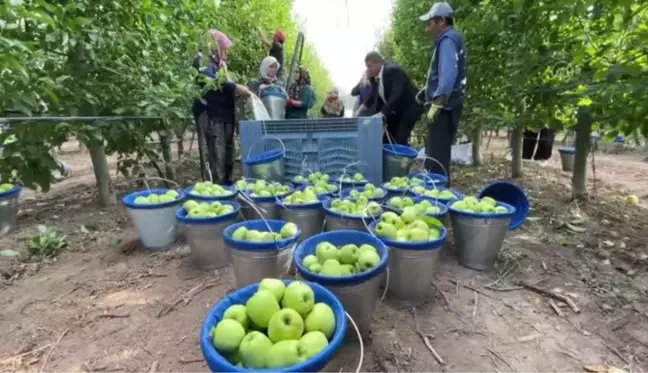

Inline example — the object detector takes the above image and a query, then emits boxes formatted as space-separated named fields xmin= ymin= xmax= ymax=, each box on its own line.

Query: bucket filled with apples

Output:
xmin=332 ymin=172 xmax=369 ymax=189
xmin=295 ymin=230 xmax=388 ymax=338
xmin=385 ymin=196 xmax=448 ymax=220
xmin=407 ymin=171 xmax=448 ymax=188
xmin=277 ymin=187 xmax=326 ymax=242
xmin=224 ymin=220 xmax=301 ymax=288
xmin=0 ymin=183 xmax=21 ymax=236
xmin=447 ymin=196 xmax=516 ymax=271
xmin=369 ymin=208 xmax=447 ymax=302
xmin=339 ymin=183 xmax=387 ymax=203
xmin=381 ymin=176 xmax=426 ymax=200
xmin=122 ymin=188 xmax=185 ymax=249
xmin=176 ymin=200 xmax=241 ymax=270
xmin=201 ymin=278 xmax=349 ymax=372
xmin=322 ymin=197 xmax=383 ymax=232
xmin=185 ymin=181 xmax=237 ymax=201
xmin=410 ymin=185 xmax=463 ymax=206
xmin=235 ymin=179 xmax=293 ymax=220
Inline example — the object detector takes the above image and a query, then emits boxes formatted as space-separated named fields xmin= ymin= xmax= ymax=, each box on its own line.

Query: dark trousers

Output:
xmin=195 ymin=111 xmax=235 ymax=185
xmin=522 ymin=129 xmax=556 ymax=161
xmin=424 ymin=104 xmax=464 ymax=186
xmin=384 ymin=114 xmax=418 ymax=145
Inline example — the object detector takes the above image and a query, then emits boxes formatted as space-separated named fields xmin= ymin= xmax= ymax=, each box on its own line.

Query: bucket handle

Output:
xmin=237 ymin=192 xmax=274 ymax=234
xmin=299 ymin=156 xmax=315 ymax=177
xmin=346 ymin=311 xmax=364 ymax=373
xmin=360 ymin=206 xmax=391 ymax=306
xmin=336 ymin=160 xmax=369 ymax=193
xmin=384 ymin=130 xmax=444 ymax=186
xmin=246 ymin=135 xmax=286 ymax=162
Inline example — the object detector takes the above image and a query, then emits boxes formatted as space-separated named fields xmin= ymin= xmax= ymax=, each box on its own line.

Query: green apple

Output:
xmin=265 ymin=340 xmax=306 ymax=369
xmin=338 ymin=244 xmax=359 ymax=265
xmin=494 ymin=206 xmax=508 ymax=214
xmin=280 ymin=222 xmax=299 ymax=239
xmin=282 ymin=281 xmax=315 ymax=317
xmin=238 ymin=331 xmax=273 ymax=368
xmin=224 ymin=349 xmax=241 ymax=365
xmin=223 ymin=304 xmax=249 ymax=330
xmin=315 ymin=242 xmax=338 ymax=262
xmin=358 ymin=244 xmax=378 ymax=256
xmin=357 ymin=250 xmax=381 ymax=272
xmin=210 ymin=319 xmax=246 ymax=353
xmin=374 ymin=221 xmax=397 ymax=239
xmin=298 ymin=331 xmax=329 ymax=359
xmin=428 ymin=228 xmax=441 ymax=240
xmin=302 ymin=254 xmax=319 ymax=268
xmin=246 ymin=290 xmax=280 ymax=328
xmin=268 ymin=308 xmax=305 ymax=342
xmin=245 ymin=230 xmax=264 ymax=242
xmin=339 ymin=264 xmax=355 ymax=275
xmin=401 ymin=206 xmax=417 ymax=224
xmin=0 ymin=183 xmax=14 ymax=192
xmin=320 ymin=259 xmax=341 ymax=276
xmin=308 ymin=262 xmax=322 ymax=273
xmin=409 ymin=220 xmax=430 ymax=232
xmin=407 ymin=227 xmax=429 ymax=242
xmin=380 ymin=211 xmax=399 ymax=224
xmin=481 ymin=196 xmax=497 ymax=207
xmin=259 ymin=278 xmax=286 ymax=302
xmin=304 ymin=302 xmax=336 ymax=339
xmin=134 ymin=196 xmax=150 ymax=204
xmin=183 ymin=200 xmax=199 ymax=210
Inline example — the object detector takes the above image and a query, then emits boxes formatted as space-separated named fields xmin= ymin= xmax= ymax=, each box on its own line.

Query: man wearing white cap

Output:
xmin=418 ymin=2 xmax=466 ymax=186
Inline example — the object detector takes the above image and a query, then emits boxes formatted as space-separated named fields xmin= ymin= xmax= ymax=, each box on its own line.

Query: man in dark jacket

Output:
xmin=419 ymin=2 xmax=466 ymax=186
xmin=363 ymin=51 xmax=423 ymax=145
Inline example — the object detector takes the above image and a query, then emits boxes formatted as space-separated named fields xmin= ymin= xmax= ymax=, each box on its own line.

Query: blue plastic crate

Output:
xmin=239 ymin=117 xmax=383 ymax=183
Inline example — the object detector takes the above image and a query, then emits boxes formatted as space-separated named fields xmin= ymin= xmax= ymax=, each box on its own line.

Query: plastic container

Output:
xmin=260 ymin=88 xmax=288 ymax=120
xmin=322 ymin=198 xmax=380 ymax=232
xmin=0 ymin=185 xmax=21 ymax=236
xmin=385 ymin=196 xmax=448 ymax=220
xmin=223 ymin=219 xmax=301 ymax=288
xmin=410 ymin=186 xmax=464 ymax=206
xmin=558 ymin=147 xmax=575 ymax=173
xmin=244 ymin=150 xmax=285 ymax=183
xmin=478 ymin=181 xmax=530 ymax=230
xmin=200 ymin=280 xmax=347 ymax=373
xmin=295 ymin=230 xmax=388 ymax=337
xmin=448 ymin=200 xmax=517 ymax=271
xmin=176 ymin=201 xmax=241 ymax=269
xmin=369 ymin=221 xmax=447 ymax=301
xmin=122 ymin=189 xmax=185 ymax=249
xmin=408 ymin=172 xmax=448 ymax=188
xmin=238 ymin=187 xmax=293 ymax=220
xmin=339 ymin=187 xmax=386 ymax=203
xmin=240 ymin=117 xmax=384 ymax=184
xmin=383 ymin=144 xmax=418 ymax=181
xmin=184 ymin=185 xmax=237 ymax=202
xmin=276 ymin=195 xmax=325 ymax=243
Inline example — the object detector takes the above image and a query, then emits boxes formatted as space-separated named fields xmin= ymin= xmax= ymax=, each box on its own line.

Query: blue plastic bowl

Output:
xmin=447 ymin=199 xmax=517 ymax=227
xmin=339 ymin=186 xmax=386 ymax=202
xmin=558 ymin=147 xmax=575 ymax=154
xmin=176 ymin=200 xmax=241 ymax=225
xmin=368 ymin=221 xmax=448 ymax=251
xmin=295 ymin=230 xmax=389 ymax=286
xmin=321 ymin=198 xmax=382 ymax=223
xmin=244 ymin=150 xmax=285 ymax=167
xmin=331 ymin=176 xmax=368 ymax=188
xmin=409 ymin=186 xmax=464 ymax=206
xmin=383 ymin=144 xmax=418 ymax=159
xmin=477 ymin=181 xmax=529 ymax=230
xmin=200 ymin=280 xmax=347 ymax=373
xmin=0 ymin=184 xmax=22 ymax=200
xmin=184 ymin=184 xmax=237 ymax=201
xmin=296 ymin=184 xmax=338 ymax=199
xmin=385 ymin=196 xmax=448 ymax=220
xmin=122 ymin=188 xmax=186 ymax=210
xmin=407 ymin=172 xmax=448 ymax=188
xmin=223 ymin=219 xmax=301 ymax=251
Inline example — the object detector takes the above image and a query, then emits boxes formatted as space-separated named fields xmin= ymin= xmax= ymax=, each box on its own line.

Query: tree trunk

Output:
xmin=511 ymin=123 xmax=524 ymax=178
xmin=159 ymin=130 xmax=176 ymax=181
xmin=472 ymin=128 xmax=483 ymax=166
xmin=87 ymin=137 xmax=116 ymax=207
xmin=572 ymin=109 xmax=593 ymax=200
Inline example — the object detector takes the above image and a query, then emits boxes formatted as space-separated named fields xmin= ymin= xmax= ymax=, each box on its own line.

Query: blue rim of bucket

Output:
xmin=295 ymin=230 xmax=389 ymax=286
xmin=383 ymin=144 xmax=418 ymax=159
xmin=478 ymin=180 xmax=529 ymax=230
xmin=239 ymin=186 xmax=294 ymax=204
xmin=244 ymin=150 xmax=285 ymax=166
xmin=382 ymin=181 xmax=412 ymax=193
xmin=275 ymin=193 xmax=325 ymax=210
xmin=614 ymin=136 xmax=624 ymax=143
xmin=222 ymin=219 xmax=301 ymax=251
xmin=260 ymin=88 xmax=289 ymax=99
xmin=184 ymin=185 xmax=237 ymax=201
xmin=322 ymin=198 xmax=382 ymax=222
xmin=448 ymin=198 xmax=517 ymax=223
xmin=410 ymin=186 xmax=464 ymax=204
xmin=331 ymin=176 xmax=368 ymax=187
xmin=339 ymin=187 xmax=386 ymax=202
xmin=558 ymin=147 xmax=575 ymax=154
xmin=200 ymin=279 xmax=347 ymax=373
xmin=368 ymin=221 xmax=448 ymax=251
xmin=386 ymin=196 xmax=448 ymax=219
xmin=122 ymin=188 xmax=186 ymax=210
xmin=297 ymin=184 xmax=338 ymax=197
xmin=176 ymin=200 xmax=241 ymax=225
xmin=0 ymin=184 xmax=22 ymax=200
xmin=408 ymin=172 xmax=448 ymax=186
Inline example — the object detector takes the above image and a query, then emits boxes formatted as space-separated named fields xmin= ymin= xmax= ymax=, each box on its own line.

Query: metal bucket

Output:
xmin=176 ymin=201 xmax=241 ymax=270
xmin=559 ymin=147 xmax=575 ymax=172
xmin=383 ymin=144 xmax=418 ymax=182
xmin=295 ymin=230 xmax=389 ymax=339
xmin=122 ymin=189 xmax=185 ymax=250
xmin=223 ymin=219 xmax=301 ymax=288
xmin=244 ymin=137 xmax=286 ymax=183
xmin=448 ymin=201 xmax=516 ymax=271
xmin=277 ymin=199 xmax=324 ymax=243
xmin=322 ymin=198 xmax=379 ymax=232
xmin=0 ymin=186 xmax=21 ymax=236
xmin=238 ymin=192 xmax=289 ymax=220
xmin=261 ymin=93 xmax=287 ymax=120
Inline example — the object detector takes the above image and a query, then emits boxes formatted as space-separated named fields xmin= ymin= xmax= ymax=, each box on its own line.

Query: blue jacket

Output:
xmin=425 ymin=27 xmax=466 ymax=107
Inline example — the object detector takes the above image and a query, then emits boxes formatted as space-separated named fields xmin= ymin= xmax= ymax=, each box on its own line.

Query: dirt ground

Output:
xmin=2 ymin=135 xmax=648 ymax=372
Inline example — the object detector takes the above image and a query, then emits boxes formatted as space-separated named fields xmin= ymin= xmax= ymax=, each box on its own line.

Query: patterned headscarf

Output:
xmin=288 ymin=67 xmax=311 ymax=100
xmin=323 ymin=88 xmax=343 ymax=115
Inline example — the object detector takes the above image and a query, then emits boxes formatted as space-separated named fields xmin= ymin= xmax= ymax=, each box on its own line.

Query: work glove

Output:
xmin=427 ymin=104 xmax=443 ymax=120
xmin=371 ymin=112 xmax=385 ymax=119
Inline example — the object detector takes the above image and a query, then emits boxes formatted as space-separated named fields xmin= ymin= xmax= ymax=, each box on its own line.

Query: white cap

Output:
xmin=419 ymin=2 xmax=454 ymax=22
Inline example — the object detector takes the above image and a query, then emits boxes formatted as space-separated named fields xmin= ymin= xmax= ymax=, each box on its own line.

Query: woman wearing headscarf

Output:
xmin=192 ymin=29 xmax=251 ymax=185
xmin=285 ymin=67 xmax=316 ymax=119
xmin=320 ymin=88 xmax=345 ymax=118
xmin=258 ymin=28 xmax=287 ymax=80
xmin=251 ymin=56 xmax=281 ymax=96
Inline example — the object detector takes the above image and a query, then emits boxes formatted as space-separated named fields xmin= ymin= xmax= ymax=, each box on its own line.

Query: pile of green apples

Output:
xmin=293 ymin=172 xmax=330 ymax=184
xmin=0 ymin=183 xmax=15 ymax=193
xmin=336 ymin=172 xmax=366 ymax=183
xmin=231 ymin=222 xmax=298 ymax=242
xmin=189 ymin=182 xmax=234 ymax=197
xmin=283 ymin=188 xmax=319 ymax=205
xmin=302 ymin=241 xmax=381 ymax=276
xmin=388 ymin=196 xmax=443 ymax=215
xmin=373 ymin=209 xmax=444 ymax=242
xmin=236 ymin=179 xmax=291 ymax=198
xmin=182 ymin=200 xmax=235 ymax=218
xmin=411 ymin=185 xmax=458 ymax=200
xmin=327 ymin=197 xmax=382 ymax=217
xmin=133 ymin=190 xmax=180 ymax=204
xmin=450 ymin=196 xmax=509 ymax=214
xmin=346 ymin=183 xmax=385 ymax=200
xmin=210 ymin=279 xmax=337 ymax=369
xmin=383 ymin=176 xmax=424 ymax=190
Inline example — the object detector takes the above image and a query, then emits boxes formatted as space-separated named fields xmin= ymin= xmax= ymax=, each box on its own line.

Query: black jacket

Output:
xmin=365 ymin=63 xmax=423 ymax=121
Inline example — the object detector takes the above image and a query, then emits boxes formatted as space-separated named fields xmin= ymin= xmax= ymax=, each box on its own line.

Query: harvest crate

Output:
xmin=239 ymin=117 xmax=383 ymax=183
